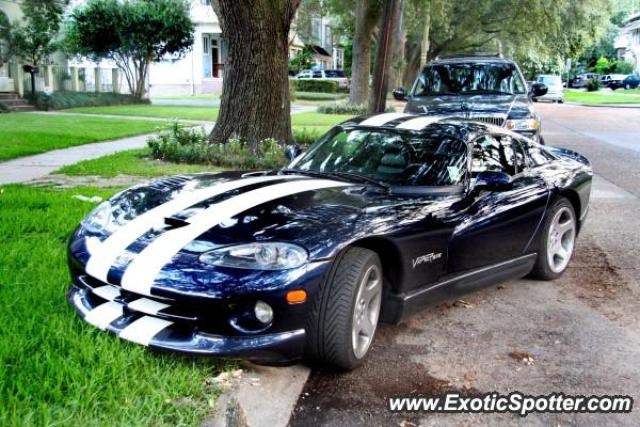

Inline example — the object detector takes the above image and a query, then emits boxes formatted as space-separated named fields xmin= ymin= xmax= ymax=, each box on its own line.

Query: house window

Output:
xmin=324 ymin=25 xmax=332 ymax=49
xmin=311 ymin=18 xmax=321 ymax=44
xmin=203 ymin=36 xmax=210 ymax=55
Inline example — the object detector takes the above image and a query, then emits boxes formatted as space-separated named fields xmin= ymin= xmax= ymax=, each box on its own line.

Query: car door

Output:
xmin=447 ymin=133 xmax=549 ymax=272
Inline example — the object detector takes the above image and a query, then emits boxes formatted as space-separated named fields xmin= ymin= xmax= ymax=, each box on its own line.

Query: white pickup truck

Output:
xmin=295 ymin=69 xmax=349 ymax=90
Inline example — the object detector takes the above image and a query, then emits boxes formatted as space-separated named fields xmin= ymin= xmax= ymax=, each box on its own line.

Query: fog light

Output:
xmin=254 ymin=300 xmax=273 ymax=324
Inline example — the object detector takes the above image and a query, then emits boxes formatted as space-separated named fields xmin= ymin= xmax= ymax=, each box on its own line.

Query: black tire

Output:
xmin=305 ymin=247 xmax=382 ymax=370
xmin=529 ymin=197 xmax=576 ymax=280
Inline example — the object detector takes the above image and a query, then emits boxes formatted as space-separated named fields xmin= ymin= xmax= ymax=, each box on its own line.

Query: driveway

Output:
xmin=290 ymin=103 xmax=640 ymax=426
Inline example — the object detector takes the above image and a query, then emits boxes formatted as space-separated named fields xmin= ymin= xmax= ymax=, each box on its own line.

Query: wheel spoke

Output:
xmin=557 ymin=219 xmax=574 ymax=236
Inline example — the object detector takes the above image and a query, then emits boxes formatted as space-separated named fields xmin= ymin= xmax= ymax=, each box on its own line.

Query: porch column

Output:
xmin=47 ymin=65 xmax=55 ymax=91
xmin=72 ymin=66 xmax=80 ymax=92
xmin=94 ymin=67 xmax=101 ymax=93
xmin=16 ymin=65 xmax=24 ymax=97
xmin=112 ymin=69 xmax=119 ymax=93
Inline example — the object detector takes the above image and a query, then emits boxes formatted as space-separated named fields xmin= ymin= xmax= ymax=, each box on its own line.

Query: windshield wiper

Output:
xmin=280 ymin=168 xmax=390 ymax=192
xmin=465 ymin=89 xmax=513 ymax=95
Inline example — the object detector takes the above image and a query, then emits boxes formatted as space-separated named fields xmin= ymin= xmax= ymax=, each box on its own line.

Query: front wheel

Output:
xmin=305 ymin=247 xmax=383 ymax=370
xmin=530 ymin=198 xmax=577 ymax=280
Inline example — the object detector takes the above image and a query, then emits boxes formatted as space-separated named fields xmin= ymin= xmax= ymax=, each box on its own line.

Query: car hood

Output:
xmin=404 ymin=93 xmax=534 ymax=119
xmin=72 ymin=172 xmax=459 ymax=295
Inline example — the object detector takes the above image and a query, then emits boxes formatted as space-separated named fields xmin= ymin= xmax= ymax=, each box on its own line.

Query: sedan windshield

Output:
xmin=413 ymin=62 xmax=526 ymax=96
xmin=288 ymin=128 xmax=468 ymax=187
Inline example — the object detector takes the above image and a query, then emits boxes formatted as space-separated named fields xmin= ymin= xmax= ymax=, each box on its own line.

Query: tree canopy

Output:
xmin=65 ymin=0 xmax=194 ymax=98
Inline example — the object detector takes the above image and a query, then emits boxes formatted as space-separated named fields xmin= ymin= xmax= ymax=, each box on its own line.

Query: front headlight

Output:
xmin=81 ymin=201 xmax=114 ymax=234
xmin=505 ymin=118 xmax=539 ymax=131
xmin=200 ymin=242 xmax=308 ymax=270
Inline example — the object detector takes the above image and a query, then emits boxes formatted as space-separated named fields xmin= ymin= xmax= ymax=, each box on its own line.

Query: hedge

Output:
xmin=26 ymin=91 xmax=149 ymax=110
xmin=291 ymin=79 xmax=338 ymax=93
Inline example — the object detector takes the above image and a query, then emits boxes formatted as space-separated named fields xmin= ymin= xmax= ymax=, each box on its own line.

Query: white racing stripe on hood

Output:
xmin=121 ymin=179 xmax=351 ymax=296
xmin=359 ymin=113 xmax=412 ymax=127
xmin=395 ymin=116 xmax=443 ymax=130
xmin=86 ymin=175 xmax=299 ymax=282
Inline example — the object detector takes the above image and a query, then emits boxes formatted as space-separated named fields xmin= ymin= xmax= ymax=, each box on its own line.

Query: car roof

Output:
xmin=428 ymin=57 xmax=514 ymax=65
xmin=339 ymin=113 xmax=505 ymax=141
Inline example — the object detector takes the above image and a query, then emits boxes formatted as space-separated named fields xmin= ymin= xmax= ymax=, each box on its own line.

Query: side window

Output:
xmin=526 ymin=143 xmax=553 ymax=167
xmin=510 ymin=137 xmax=527 ymax=173
xmin=471 ymin=135 xmax=516 ymax=177
xmin=312 ymin=71 xmax=322 ymax=78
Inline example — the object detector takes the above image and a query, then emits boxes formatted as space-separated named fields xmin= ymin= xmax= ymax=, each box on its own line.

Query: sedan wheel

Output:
xmin=351 ymin=265 xmax=382 ymax=359
xmin=546 ymin=206 xmax=576 ymax=274
xmin=305 ymin=247 xmax=382 ymax=370
xmin=530 ymin=197 xmax=577 ymax=280
xmin=625 ymin=84 xmax=631 ymax=90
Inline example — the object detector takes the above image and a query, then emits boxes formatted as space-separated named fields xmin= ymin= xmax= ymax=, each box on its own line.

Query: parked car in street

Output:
xmin=392 ymin=54 xmax=549 ymax=143
xmin=67 ymin=114 xmax=592 ymax=369
xmin=620 ymin=74 xmax=640 ymax=90
xmin=569 ymin=73 xmax=599 ymax=88
xmin=295 ymin=69 xmax=349 ymax=90
xmin=534 ymin=75 xmax=564 ymax=102
xmin=608 ymin=74 xmax=634 ymax=90
xmin=599 ymin=74 xmax=613 ymax=87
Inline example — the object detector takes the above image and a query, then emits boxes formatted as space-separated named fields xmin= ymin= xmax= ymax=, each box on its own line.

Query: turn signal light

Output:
xmin=286 ymin=290 xmax=307 ymax=304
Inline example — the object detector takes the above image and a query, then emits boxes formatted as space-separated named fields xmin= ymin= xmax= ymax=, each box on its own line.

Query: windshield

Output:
xmin=413 ymin=62 xmax=526 ymax=96
xmin=538 ymin=76 xmax=561 ymax=85
xmin=288 ymin=128 xmax=468 ymax=187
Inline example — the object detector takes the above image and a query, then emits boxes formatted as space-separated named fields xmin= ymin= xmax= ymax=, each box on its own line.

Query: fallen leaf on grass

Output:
xmin=509 ymin=351 xmax=535 ymax=365
xmin=453 ymin=299 xmax=474 ymax=308
xmin=463 ymin=373 xmax=477 ymax=382
xmin=399 ymin=421 xmax=417 ymax=427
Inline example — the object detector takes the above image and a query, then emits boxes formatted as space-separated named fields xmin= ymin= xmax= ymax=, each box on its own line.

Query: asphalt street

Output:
xmin=289 ymin=103 xmax=640 ymax=427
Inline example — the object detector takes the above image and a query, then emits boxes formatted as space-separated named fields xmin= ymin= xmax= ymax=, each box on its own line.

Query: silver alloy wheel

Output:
xmin=351 ymin=264 xmax=382 ymax=359
xmin=547 ymin=206 xmax=576 ymax=273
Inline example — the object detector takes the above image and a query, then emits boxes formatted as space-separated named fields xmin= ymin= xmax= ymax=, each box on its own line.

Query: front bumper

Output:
xmin=68 ymin=283 xmax=306 ymax=362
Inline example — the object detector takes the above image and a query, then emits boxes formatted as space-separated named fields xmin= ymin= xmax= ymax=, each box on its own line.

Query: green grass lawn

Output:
xmin=67 ymin=105 xmax=220 ymax=121
xmin=57 ymin=148 xmax=222 ymax=177
xmin=292 ymin=112 xmax=353 ymax=127
xmin=564 ymin=90 xmax=640 ymax=105
xmin=0 ymin=185 xmax=232 ymax=426
xmin=152 ymin=93 xmax=220 ymax=100
xmin=0 ymin=114 xmax=165 ymax=162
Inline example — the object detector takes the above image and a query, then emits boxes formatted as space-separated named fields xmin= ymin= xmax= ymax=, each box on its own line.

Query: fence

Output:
xmin=11 ymin=63 xmax=130 ymax=96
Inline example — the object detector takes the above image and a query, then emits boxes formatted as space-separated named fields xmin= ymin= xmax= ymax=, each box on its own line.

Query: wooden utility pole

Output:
xmin=368 ymin=0 xmax=403 ymax=114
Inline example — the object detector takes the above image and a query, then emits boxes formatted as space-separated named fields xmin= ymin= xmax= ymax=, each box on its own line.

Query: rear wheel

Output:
xmin=530 ymin=198 xmax=577 ymax=280
xmin=305 ymin=247 xmax=382 ymax=370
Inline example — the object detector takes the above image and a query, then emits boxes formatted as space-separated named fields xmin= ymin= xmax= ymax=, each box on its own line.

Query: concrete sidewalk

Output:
xmin=0 ymin=123 xmax=215 ymax=185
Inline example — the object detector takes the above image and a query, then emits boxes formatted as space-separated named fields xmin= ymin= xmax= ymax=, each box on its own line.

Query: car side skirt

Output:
xmin=381 ymin=253 xmax=538 ymax=323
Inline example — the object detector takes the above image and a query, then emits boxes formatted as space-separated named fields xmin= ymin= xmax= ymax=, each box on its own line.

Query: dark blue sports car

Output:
xmin=68 ymin=113 xmax=592 ymax=369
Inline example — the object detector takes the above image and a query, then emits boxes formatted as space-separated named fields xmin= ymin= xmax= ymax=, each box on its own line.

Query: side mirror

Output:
xmin=530 ymin=83 xmax=548 ymax=98
xmin=392 ymin=87 xmax=408 ymax=101
xmin=285 ymin=144 xmax=303 ymax=161
xmin=472 ymin=171 xmax=513 ymax=192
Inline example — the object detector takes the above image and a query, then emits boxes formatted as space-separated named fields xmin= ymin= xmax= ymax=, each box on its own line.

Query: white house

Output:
xmin=0 ymin=0 xmax=22 ymax=92
xmin=615 ymin=12 xmax=640 ymax=73
xmin=148 ymin=0 xmax=225 ymax=96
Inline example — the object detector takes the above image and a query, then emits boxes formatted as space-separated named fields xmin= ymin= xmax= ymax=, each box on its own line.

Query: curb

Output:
xmin=564 ymin=102 xmax=640 ymax=109
xmin=203 ymin=362 xmax=310 ymax=427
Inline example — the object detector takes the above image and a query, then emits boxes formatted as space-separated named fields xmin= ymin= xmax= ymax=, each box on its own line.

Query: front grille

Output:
xmin=467 ymin=115 xmax=505 ymax=127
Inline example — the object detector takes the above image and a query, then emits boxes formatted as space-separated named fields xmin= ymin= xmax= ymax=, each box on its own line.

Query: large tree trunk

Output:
xmin=369 ymin=0 xmax=403 ymax=113
xmin=349 ymin=0 xmax=379 ymax=105
xmin=209 ymin=0 xmax=300 ymax=151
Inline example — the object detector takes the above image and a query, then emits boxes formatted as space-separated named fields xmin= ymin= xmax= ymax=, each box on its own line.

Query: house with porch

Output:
xmin=615 ymin=12 xmax=640 ymax=73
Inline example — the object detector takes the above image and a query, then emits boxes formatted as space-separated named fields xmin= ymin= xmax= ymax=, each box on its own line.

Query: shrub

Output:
xmin=291 ymin=79 xmax=337 ymax=93
xmin=147 ymin=122 xmax=289 ymax=170
xmin=26 ymin=91 xmax=149 ymax=110
xmin=317 ymin=103 xmax=395 ymax=115
xmin=0 ymin=102 xmax=10 ymax=113
xmin=586 ymin=79 xmax=601 ymax=92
